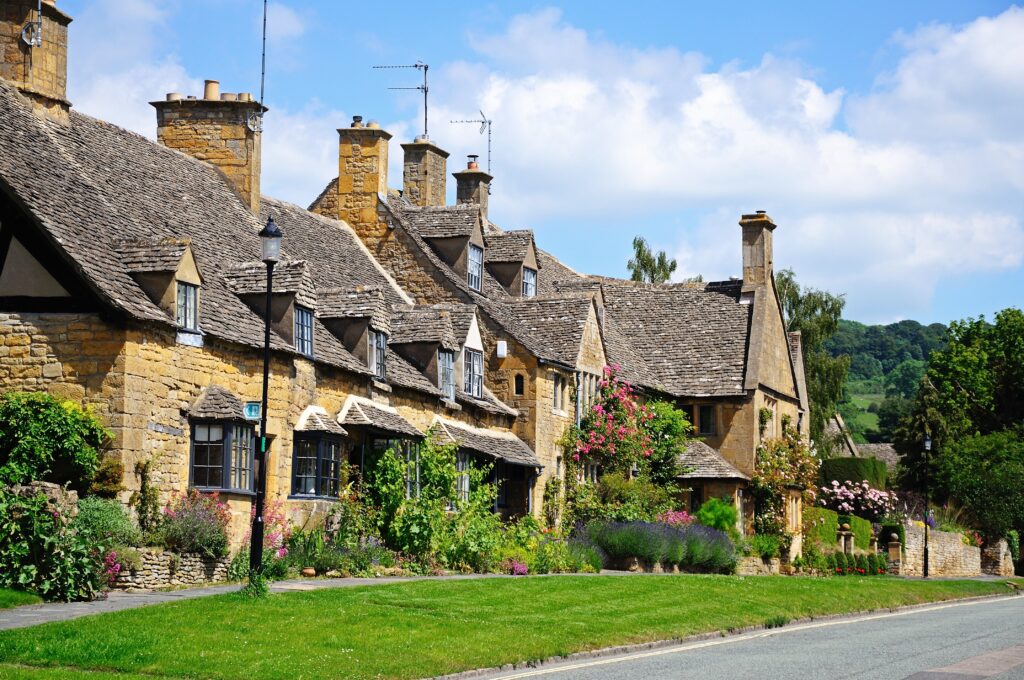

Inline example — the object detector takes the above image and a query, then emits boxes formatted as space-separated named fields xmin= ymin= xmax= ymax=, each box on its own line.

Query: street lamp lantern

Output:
xmin=259 ymin=216 xmax=283 ymax=263
xmin=924 ymin=435 xmax=932 ymax=452
xmin=249 ymin=217 xmax=282 ymax=581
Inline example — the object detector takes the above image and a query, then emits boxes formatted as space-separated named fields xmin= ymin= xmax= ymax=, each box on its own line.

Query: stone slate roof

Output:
xmin=296 ymin=406 xmax=347 ymax=436
xmin=402 ymin=204 xmax=479 ymax=238
xmin=598 ymin=279 xmax=752 ymax=397
xmin=788 ymin=331 xmax=810 ymax=412
xmin=485 ymin=230 xmax=534 ymax=264
xmin=456 ymin=386 xmax=519 ymax=417
xmin=189 ymin=386 xmax=247 ymax=421
xmin=678 ymin=440 xmax=749 ymax=480
xmin=535 ymin=250 xmax=582 ymax=297
xmin=857 ymin=443 xmax=900 ymax=470
xmin=223 ymin=259 xmax=317 ymax=308
xmin=386 ymin=349 xmax=442 ymax=396
xmin=339 ymin=397 xmax=423 ymax=438
xmin=423 ymin=303 xmax=476 ymax=344
xmin=432 ymin=418 xmax=541 ymax=467
xmin=509 ymin=296 xmax=594 ymax=366
xmin=319 ymin=288 xmax=391 ymax=334
xmin=390 ymin=307 xmax=459 ymax=350
xmin=117 ymin=237 xmax=191 ymax=274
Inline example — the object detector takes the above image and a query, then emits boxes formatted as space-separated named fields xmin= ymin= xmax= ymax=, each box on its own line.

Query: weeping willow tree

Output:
xmin=775 ymin=268 xmax=850 ymax=452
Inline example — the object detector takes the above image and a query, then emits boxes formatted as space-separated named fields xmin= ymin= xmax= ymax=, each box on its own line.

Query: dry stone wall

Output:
xmin=113 ymin=548 xmax=230 ymax=590
xmin=901 ymin=525 xmax=981 ymax=577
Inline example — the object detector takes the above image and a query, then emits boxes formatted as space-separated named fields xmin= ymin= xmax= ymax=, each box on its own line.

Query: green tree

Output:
xmin=884 ymin=359 xmax=926 ymax=399
xmin=775 ymin=268 xmax=850 ymax=450
xmin=939 ymin=429 xmax=1024 ymax=539
xmin=894 ymin=377 xmax=950 ymax=492
xmin=627 ymin=236 xmax=677 ymax=284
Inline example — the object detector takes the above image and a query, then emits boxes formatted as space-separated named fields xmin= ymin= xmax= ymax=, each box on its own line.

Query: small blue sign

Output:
xmin=244 ymin=402 xmax=261 ymax=421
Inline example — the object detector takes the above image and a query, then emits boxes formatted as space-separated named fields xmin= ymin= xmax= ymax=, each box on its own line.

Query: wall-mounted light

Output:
xmin=496 ymin=340 xmax=507 ymax=359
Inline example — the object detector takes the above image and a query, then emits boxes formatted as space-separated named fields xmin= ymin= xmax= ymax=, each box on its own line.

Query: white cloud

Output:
xmin=264 ymin=3 xmax=307 ymax=44
xmin=423 ymin=7 xmax=1024 ymax=320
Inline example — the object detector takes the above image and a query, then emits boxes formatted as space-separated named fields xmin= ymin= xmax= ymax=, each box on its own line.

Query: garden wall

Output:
xmin=113 ymin=548 xmax=230 ymax=590
xmin=981 ymin=539 xmax=1015 ymax=577
xmin=898 ymin=526 xmax=980 ymax=577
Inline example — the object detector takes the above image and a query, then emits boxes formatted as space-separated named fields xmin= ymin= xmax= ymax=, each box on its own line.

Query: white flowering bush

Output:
xmin=819 ymin=480 xmax=897 ymax=521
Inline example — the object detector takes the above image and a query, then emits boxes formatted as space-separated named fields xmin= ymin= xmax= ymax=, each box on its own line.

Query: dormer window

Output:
xmin=439 ymin=349 xmax=456 ymax=400
xmin=468 ymin=244 xmax=483 ymax=291
xmin=369 ymin=329 xmax=388 ymax=380
xmin=295 ymin=305 xmax=314 ymax=357
xmin=176 ymin=282 xmax=199 ymax=331
xmin=522 ymin=268 xmax=537 ymax=298
xmin=464 ymin=348 xmax=483 ymax=397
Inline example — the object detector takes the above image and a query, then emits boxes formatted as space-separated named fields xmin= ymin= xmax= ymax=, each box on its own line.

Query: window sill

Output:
xmin=371 ymin=379 xmax=392 ymax=393
xmin=176 ymin=330 xmax=204 ymax=347
xmin=442 ymin=399 xmax=462 ymax=411
xmin=288 ymin=494 xmax=340 ymax=502
xmin=190 ymin=487 xmax=255 ymax=498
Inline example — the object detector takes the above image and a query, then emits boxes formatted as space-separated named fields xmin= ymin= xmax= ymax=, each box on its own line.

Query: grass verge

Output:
xmin=0 ymin=590 xmax=40 ymax=610
xmin=0 ymin=575 xmax=1020 ymax=679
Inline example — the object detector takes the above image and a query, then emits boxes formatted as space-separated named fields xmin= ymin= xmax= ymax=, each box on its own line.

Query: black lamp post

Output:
xmin=249 ymin=216 xmax=282 ymax=579
xmin=923 ymin=434 xmax=932 ymax=578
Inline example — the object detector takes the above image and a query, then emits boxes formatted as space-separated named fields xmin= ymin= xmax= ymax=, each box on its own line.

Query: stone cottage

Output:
xmin=0 ymin=0 xmax=808 ymax=544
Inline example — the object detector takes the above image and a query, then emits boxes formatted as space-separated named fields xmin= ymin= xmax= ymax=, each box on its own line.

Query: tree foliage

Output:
xmin=774 ymin=268 xmax=850 ymax=449
xmin=939 ymin=429 xmax=1024 ymax=539
xmin=627 ymin=236 xmax=677 ymax=284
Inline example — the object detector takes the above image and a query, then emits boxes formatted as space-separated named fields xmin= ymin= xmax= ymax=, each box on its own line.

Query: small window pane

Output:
xmin=176 ymin=282 xmax=199 ymax=330
xmin=468 ymin=245 xmax=483 ymax=291
xmin=464 ymin=349 xmax=483 ymax=398
xmin=369 ymin=330 xmax=388 ymax=380
xmin=231 ymin=425 xmax=254 ymax=490
xmin=698 ymin=404 xmax=717 ymax=436
xmin=439 ymin=350 xmax=455 ymax=400
xmin=293 ymin=439 xmax=318 ymax=496
xmin=295 ymin=306 xmax=314 ymax=356
xmin=456 ymin=451 xmax=470 ymax=503
xmin=191 ymin=423 xmax=225 ymax=489
xmin=514 ymin=374 xmax=524 ymax=396
xmin=522 ymin=268 xmax=537 ymax=298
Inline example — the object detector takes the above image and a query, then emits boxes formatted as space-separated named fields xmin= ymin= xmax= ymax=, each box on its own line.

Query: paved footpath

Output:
xmin=0 ymin=571 xmax=627 ymax=631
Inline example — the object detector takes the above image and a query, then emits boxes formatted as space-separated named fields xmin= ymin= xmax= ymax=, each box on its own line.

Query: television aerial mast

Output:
xmin=373 ymin=62 xmax=429 ymax=138
xmin=450 ymin=110 xmax=493 ymax=175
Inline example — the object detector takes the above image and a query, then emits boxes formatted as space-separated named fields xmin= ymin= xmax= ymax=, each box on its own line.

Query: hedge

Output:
xmin=820 ymin=457 xmax=887 ymax=490
xmin=803 ymin=507 xmax=839 ymax=548
xmin=880 ymin=523 xmax=906 ymax=550
xmin=839 ymin=514 xmax=872 ymax=550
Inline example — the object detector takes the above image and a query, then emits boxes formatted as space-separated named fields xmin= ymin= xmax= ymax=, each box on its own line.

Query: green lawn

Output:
xmin=0 ymin=576 xmax=1019 ymax=680
xmin=0 ymin=590 xmax=40 ymax=610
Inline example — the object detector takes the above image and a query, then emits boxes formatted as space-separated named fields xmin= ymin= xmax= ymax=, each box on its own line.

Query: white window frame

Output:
xmin=464 ymin=348 xmax=483 ymax=397
xmin=176 ymin=281 xmax=199 ymax=331
xmin=369 ymin=329 xmax=388 ymax=380
xmin=439 ymin=349 xmax=456 ymax=401
xmin=522 ymin=267 xmax=537 ymax=298
xmin=456 ymin=450 xmax=470 ymax=503
xmin=467 ymin=244 xmax=483 ymax=291
xmin=294 ymin=305 xmax=314 ymax=357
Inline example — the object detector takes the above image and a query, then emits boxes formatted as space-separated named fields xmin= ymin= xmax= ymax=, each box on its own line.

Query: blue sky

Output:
xmin=61 ymin=1 xmax=1024 ymax=325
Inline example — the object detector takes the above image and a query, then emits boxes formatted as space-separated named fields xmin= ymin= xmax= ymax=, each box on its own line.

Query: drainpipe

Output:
xmin=574 ymin=370 xmax=582 ymax=426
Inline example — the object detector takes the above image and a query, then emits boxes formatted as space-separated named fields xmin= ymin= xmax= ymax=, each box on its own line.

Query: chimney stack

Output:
xmin=150 ymin=81 xmax=266 ymax=214
xmin=739 ymin=211 xmax=777 ymax=286
xmin=335 ymin=115 xmax=392 ymax=236
xmin=453 ymin=155 xmax=492 ymax=221
xmin=401 ymin=135 xmax=449 ymax=207
xmin=0 ymin=0 xmax=72 ymax=120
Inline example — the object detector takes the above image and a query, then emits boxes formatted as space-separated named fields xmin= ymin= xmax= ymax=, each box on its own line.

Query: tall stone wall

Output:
xmin=982 ymin=539 xmax=1016 ymax=577
xmin=901 ymin=525 xmax=981 ymax=577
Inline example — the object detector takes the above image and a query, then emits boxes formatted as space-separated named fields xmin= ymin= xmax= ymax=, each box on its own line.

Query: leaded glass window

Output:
xmin=176 ymin=282 xmax=199 ymax=331
xmin=464 ymin=349 xmax=483 ymax=398
xmin=468 ymin=244 xmax=483 ymax=291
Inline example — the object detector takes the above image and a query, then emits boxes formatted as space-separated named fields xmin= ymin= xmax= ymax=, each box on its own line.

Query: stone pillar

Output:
xmin=0 ymin=0 xmax=71 ymax=119
xmin=453 ymin=155 xmax=492 ymax=222
xmin=151 ymin=84 xmax=266 ymax=214
xmin=887 ymin=537 xmax=902 ymax=575
xmin=336 ymin=116 xmax=392 ymax=238
xmin=739 ymin=211 xmax=776 ymax=286
xmin=401 ymin=136 xmax=449 ymax=207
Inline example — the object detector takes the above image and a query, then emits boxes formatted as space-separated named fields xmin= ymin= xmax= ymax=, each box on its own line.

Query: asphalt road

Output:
xmin=478 ymin=595 xmax=1024 ymax=680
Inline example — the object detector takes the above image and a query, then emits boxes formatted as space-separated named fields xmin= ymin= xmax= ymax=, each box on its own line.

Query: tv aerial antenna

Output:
xmin=373 ymin=62 xmax=429 ymax=138
xmin=246 ymin=0 xmax=269 ymax=133
xmin=450 ymin=110 xmax=493 ymax=175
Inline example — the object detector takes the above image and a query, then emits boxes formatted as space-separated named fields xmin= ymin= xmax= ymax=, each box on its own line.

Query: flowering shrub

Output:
xmin=506 ymin=558 xmax=528 ymax=575
xmin=818 ymin=480 xmax=897 ymax=521
xmin=751 ymin=426 xmax=819 ymax=536
xmin=160 ymin=490 xmax=231 ymax=558
xmin=656 ymin=510 xmax=693 ymax=528
xmin=585 ymin=521 xmax=736 ymax=574
xmin=962 ymin=530 xmax=983 ymax=547
xmin=569 ymin=365 xmax=654 ymax=472
xmin=242 ymin=498 xmax=292 ymax=560
xmin=103 ymin=550 xmax=122 ymax=587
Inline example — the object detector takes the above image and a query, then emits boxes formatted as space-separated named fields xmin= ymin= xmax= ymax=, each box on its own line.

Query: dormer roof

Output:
xmin=402 ymin=204 xmax=479 ymax=238
xmin=319 ymin=287 xmax=391 ymax=334
xmin=485 ymin=230 xmax=536 ymax=265
xmin=223 ymin=259 xmax=316 ymax=308
xmin=189 ymin=385 xmax=247 ymax=421
xmin=389 ymin=306 xmax=459 ymax=351
xmin=116 ymin=237 xmax=199 ymax=278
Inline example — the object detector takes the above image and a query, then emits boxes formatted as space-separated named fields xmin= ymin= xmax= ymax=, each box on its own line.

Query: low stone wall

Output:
xmin=736 ymin=556 xmax=782 ymax=576
xmin=899 ymin=526 xmax=981 ymax=577
xmin=981 ymin=539 xmax=1016 ymax=576
xmin=113 ymin=547 xmax=231 ymax=590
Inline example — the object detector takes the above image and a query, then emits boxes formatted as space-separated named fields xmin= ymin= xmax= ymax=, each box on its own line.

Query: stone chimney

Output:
xmin=401 ymin=135 xmax=449 ymax=207
xmin=453 ymin=155 xmax=491 ymax=221
xmin=337 ymin=116 xmax=392 ymax=230
xmin=0 ymin=0 xmax=72 ymax=119
xmin=151 ymin=82 xmax=266 ymax=214
xmin=739 ymin=211 xmax=776 ymax=286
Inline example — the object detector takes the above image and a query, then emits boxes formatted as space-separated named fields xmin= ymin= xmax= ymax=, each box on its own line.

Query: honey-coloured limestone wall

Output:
xmin=901 ymin=525 xmax=981 ymax=577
